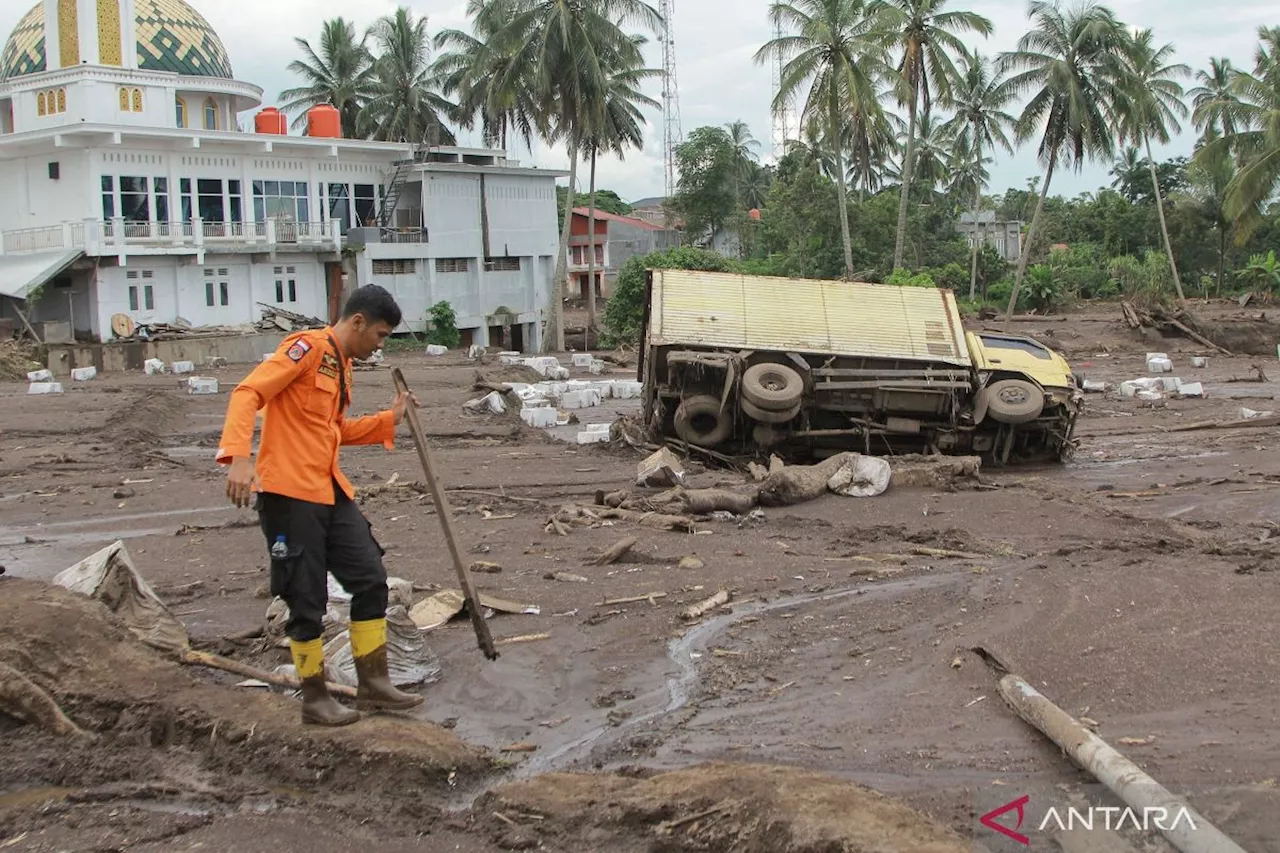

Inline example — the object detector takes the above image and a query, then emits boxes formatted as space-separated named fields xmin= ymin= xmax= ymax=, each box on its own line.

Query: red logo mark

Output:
xmin=981 ymin=795 xmax=1030 ymax=845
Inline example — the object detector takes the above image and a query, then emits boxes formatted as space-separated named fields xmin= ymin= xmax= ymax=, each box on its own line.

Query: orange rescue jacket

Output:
xmin=216 ymin=327 xmax=395 ymax=504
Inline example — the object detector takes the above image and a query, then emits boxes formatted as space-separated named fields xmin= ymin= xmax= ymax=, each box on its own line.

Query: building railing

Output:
xmin=0 ymin=218 xmax=344 ymax=256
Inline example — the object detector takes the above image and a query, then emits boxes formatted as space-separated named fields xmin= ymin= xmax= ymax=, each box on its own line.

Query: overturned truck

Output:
xmin=637 ymin=269 xmax=1083 ymax=465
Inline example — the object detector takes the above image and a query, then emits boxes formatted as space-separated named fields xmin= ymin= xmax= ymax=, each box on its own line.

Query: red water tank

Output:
xmin=306 ymin=104 xmax=341 ymax=139
xmin=255 ymin=106 xmax=287 ymax=135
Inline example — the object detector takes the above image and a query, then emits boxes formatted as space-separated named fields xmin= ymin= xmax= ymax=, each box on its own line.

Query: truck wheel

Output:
xmin=984 ymin=379 xmax=1044 ymax=424
xmin=742 ymin=397 xmax=801 ymax=424
xmin=742 ymin=363 xmax=804 ymax=411
xmin=674 ymin=395 xmax=733 ymax=447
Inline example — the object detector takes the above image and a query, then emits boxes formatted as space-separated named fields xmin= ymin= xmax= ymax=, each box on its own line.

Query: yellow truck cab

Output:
xmin=638 ymin=269 xmax=1084 ymax=465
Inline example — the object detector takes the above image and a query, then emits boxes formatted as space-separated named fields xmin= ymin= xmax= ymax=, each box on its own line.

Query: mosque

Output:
xmin=0 ymin=0 xmax=564 ymax=351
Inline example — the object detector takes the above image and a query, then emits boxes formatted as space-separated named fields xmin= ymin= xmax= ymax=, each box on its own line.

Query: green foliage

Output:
xmin=425 ymin=301 xmax=461 ymax=348
xmin=885 ymin=268 xmax=937 ymax=287
xmin=670 ymin=126 xmax=741 ymax=243
xmin=556 ymin=187 xmax=633 ymax=223
xmin=1023 ymin=265 xmax=1064 ymax=311
xmin=600 ymin=247 xmax=741 ymax=347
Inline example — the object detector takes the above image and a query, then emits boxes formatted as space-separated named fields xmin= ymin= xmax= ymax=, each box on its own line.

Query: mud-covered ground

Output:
xmin=2 ymin=301 xmax=1279 ymax=852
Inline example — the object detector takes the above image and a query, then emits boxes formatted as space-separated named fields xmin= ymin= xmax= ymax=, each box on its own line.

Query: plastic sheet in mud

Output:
xmin=52 ymin=540 xmax=188 ymax=655
xmin=323 ymin=605 xmax=442 ymax=688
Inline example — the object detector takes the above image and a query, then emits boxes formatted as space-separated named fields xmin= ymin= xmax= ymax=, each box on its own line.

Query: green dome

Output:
xmin=1 ymin=0 xmax=234 ymax=81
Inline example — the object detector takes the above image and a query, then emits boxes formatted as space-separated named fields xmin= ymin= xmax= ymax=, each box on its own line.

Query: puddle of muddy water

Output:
xmin=447 ymin=571 xmax=966 ymax=811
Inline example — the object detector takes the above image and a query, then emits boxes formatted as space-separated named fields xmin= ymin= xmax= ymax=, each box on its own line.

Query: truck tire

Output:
xmin=742 ymin=397 xmax=801 ymax=424
xmin=742 ymin=363 xmax=804 ymax=411
xmin=674 ymin=395 xmax=733 ymax=447
xmin=984 ymin=379 xmax=1044 ymax=424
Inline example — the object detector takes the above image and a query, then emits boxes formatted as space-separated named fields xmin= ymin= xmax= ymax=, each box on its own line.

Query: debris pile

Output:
xmin=1116 ymin=353 xmax=1206 ymax=403
xmin=1120 ymin=300 xmax=1233 ymax=356
xmin=0 ymin=340 xmax=40 ymax=381
xmin=112 ymin=304 xmax=326 ymax=343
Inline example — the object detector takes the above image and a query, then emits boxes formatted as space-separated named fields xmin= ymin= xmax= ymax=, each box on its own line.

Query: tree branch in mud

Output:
xmin=679 ymin=488 xmax=759 ymax=515
xmin=682 ymin=590 xmax=730 ymax=621
xmin=180 ymin=650 xmax=357 ymax=699
xmin=551 ymin=504 xmax=696 ymax=533
xmin=0 ymin=662 xmax=92 ymax=739
xmin=590 ymin=537 xmax=637 ymax=566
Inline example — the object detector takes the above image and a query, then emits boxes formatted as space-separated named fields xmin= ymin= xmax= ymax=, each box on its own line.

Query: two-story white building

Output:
xmin=0 ymin=0 xmax=566 ymax=352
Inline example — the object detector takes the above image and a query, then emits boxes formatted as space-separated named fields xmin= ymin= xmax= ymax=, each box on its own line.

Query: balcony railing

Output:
xmin=0 ymin=218 xmax=344 ymax=256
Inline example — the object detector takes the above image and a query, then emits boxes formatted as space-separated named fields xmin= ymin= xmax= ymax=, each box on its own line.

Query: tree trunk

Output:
xmin=1218 ymin=224 xmax=1227 ymax=296
xmin=968 ymin=133 xmax=983 ymax=301
xmin=586 ymin=148 xmax=599 ymax=346
xmin=830 ymin=92 xmax=855 ymax=279
xmin=545 ymin=135 xmax=578 ymax=353
xmin=1146 ymin=136 xmax=1186 ymax=304
xmin=892 ymin=92 xmax=919 ymax=271
xmin=1004 ymin=153 xmax=1056 ymax=322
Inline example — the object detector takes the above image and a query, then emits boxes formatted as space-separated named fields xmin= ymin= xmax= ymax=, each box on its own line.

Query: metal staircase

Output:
xmin=377 ymin=159 xmax=413 ymax=228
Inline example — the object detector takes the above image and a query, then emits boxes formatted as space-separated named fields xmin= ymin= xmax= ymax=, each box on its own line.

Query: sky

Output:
xmin=3 ymin=0 xmax=1276 ymax=204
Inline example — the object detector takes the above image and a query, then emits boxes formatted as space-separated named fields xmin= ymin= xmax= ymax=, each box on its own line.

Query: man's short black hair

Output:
xmin=342 ymin=284 xmax=402 ymax=328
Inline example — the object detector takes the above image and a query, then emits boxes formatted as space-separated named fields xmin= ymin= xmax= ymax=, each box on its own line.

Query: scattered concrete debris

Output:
xmin=144 ymin=359 xmax=167 ymax=375
xmin=426 ymin=344 xmax=448 ymax=356
xmin=170 ymin=361 xmax=195 ymax=375
xmin=464 ymin=391 xmax=508 ymax=415
xmin=1177 ymin=382 xmax=1206 ymax=398
xmin=27 ymin=382 xmax=63 ymax=395
xmin=186 ymin=377 xmax=219 ymax=395
xmin=1082 ymin=379 xmax=1108 ymax=393
xmin=27 ymin=369 xmax=53 ymax=382
xmin=1191 ymin=357 xmax=1209 ymax=368
xmin=637 ymin=447 xmax=685 ymax=487
xmin=1147 ymin=355 xmax=1173 ymax=373
xmin=1239 ymin=407 xmax=1275 ymax=420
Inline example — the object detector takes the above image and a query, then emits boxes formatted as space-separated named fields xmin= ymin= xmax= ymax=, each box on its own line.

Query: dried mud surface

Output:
xmin=2 ymin=302 xmax=1279 ymax=852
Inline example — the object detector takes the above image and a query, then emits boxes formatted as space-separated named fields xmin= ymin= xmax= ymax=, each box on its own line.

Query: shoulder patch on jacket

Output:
xmin=321 ymin=351 xmax=340 ymax=369
xmin=286 ymin=339 xmax=313 ymax=362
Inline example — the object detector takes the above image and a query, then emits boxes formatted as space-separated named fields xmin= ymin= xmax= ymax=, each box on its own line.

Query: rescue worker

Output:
xmin=216 ymin=284 xmax=423 ymax=726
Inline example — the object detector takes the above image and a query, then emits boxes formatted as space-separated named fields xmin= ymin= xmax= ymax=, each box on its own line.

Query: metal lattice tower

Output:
xmin=659 ymin=0 xmax=683 ymax=208
xmin=770 ymin=18 xmax=794 ymax=157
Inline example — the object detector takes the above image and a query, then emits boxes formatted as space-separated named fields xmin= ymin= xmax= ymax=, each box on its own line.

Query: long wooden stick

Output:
xmin=393 ymin=368 xmax=498 ymax=661
xmin=180 ymin=649 xmax=357 ymax=699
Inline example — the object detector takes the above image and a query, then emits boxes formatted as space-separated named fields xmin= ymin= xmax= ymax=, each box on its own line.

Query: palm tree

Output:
xmin=724 ymin=120 xmax=762 ymax=204
xmin=494 ymin=0 xmax=661 ymax=352
xmin=998 ymin=0 xmax=1127 ymax=320
xmin=756 ymin=0 xmax=889 ymax=279
xmin=1189 ymin=57 xmax=1239 ymax=140
xmin=875 ymin=0 xmax=993 ymax=271
xmin=433 ymin=0 xmax=538 ymax=151
xmin=582 ymin=41 xmax=661 ymax=338
xmin=1115 ymin=28 xmax=1190 ymax=303
xmin=1187 ymin=130 xmax=1236 ymax=291
xmin=843 ymin=80 xmax=901 ymax=200
xmin=941 ymin=48 xmax=1015 ymax=298
xmin=1108 ymin=145 xmax=1144 ymax=200
xmin=1197 ymin=27 xmax=1280 ymax=244
xmin=279 ymin=18 xmax=375 ymax=137
xmin=360 ymin=8 xmax=457 ymax=146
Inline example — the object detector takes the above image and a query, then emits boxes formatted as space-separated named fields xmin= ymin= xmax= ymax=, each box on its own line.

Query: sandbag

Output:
xmin=52 ymin=541 xmax=188 ymax=655
xmin=827 ymin=454 xmax=891 ymax=498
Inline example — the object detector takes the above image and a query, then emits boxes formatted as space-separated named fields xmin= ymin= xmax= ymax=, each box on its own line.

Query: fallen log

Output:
xmin=0 ymin=662 xmax=91 ymax=738
xmin=1166 ymin=415 xmax=1280 ymax=433
xmin=590 ymin=536 xmax=637 ymax=566
xmin=682 ymin=590 xmax=730 ymax=621
xmin=679 ymin=488 xmax=759 ymax=515
xmin=180 ymin=649 xmax=357 ymax=699
xmin=997 ymin=674 xmax=1246 ymax=853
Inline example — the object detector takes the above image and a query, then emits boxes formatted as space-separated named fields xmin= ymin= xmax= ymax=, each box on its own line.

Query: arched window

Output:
xmin=175 ymin=97 xmax=187 ymax=127
xmin=37 ymin=92 xmax=46 ymax=116
xmin=131 ymin=89 xmax=142 ymax=111
xmin=56 ymin=89 xmax=66 ymax=113
xmin=119 ymin=87 xmax=129 ymax=111
xmin=203 ymin=98 xmax=217 ymax=130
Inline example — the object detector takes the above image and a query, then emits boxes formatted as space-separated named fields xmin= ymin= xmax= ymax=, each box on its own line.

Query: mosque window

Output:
xmin=175 ymin=98 xmax=187 ymax=127
xmin=37 ymin=92 xmax=46 ymax=116
xmin=119 ymin=88 xmax=129 ymax=111
xmin=56 ymin=89 xmax=66 ymax=112
xmin=203 ymin=99 xmax=217 ymax=130
xmin=131 ymin=89 xmax=142 ymax=112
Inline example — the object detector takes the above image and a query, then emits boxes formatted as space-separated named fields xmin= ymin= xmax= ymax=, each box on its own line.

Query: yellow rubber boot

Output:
xmin=290 ymin=638 xmax=359 ymax=727
xmin=350 ymin=618 xmax=424 ymax=712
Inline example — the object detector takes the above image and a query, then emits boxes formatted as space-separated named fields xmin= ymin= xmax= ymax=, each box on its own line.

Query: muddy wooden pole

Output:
xmin=998 ymin=675 xmax=1246 ymax=853
xmin=181 ymin=649 xmax=357 ymax=699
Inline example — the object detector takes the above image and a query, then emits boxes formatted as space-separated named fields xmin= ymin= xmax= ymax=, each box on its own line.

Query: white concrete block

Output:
xmin=426 ymin=345 xmax=448 ymax=356
xmin=464 ymin=391 xmax=506 ymax=414
xmin=1177 ymin=382 xmax=1205 ymax=398
xmin=1136 ymin=390 xmax=1164 ymax=402
xmin=547 ymin=366 xmax=570 ymax=380
xmin=1146 ymin=352 xmax=1168 ymax=361
xmin=187 ymin=377 xmax=219 ymax=395
xmin=1160 ymin=376 xmax=1182 ymax=391
xmin=1082 ymin=380 xmax=1107 ymax=393
xmin=145 ymin=359 xmax=168 ymax=375
xmin=576 ymin=430 xmax=611 ymax=445
xmin=614 ymin=381 xmax=643 ymax=400
xmin=1239 ymin=407 xmax=1275 ymax=420
xmin=572 ymin=353 xmax=595 ymax=368
xmin=71 ymin=366 xmax=97 ymax=382
xmin=587 ymin=381 xmax=616 ymax=398
xmin=1119 ymin=381 xmax=1141 ymax=397
xmin=467 ymin=344 xmax=484 ymax=360
xmin=1147 ymin=357 xmax=1173 ymax=373
xmin=1190 ymin=357 xmax=1209 ymax=368
xmin=588 ymin=360 xmax=607 ymax=375
xmin=583 ymin=422 xmax=612 ymax=434
xmin=498 ymin=352 xmax=522 ymax=365
xmin=27 ymin=382 xmax=63 ymax=394
xmin=171 ymin=361 xmax=195 ymax=375
xmin=521 ymin=407 xmax=559 ymax=428
xmin=26 ymin=369 xmax=53 ymax=382
xmin=561 ymin=389 xmax=602 ymax=410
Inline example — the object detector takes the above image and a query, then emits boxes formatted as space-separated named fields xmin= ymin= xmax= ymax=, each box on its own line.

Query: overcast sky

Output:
xmin=4 ymin=0 xmax=1276 ymax=203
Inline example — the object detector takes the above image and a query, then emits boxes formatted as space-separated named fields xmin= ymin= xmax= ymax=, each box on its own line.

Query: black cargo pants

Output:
xmin=256 ymin=481 xmax=389 ymax=642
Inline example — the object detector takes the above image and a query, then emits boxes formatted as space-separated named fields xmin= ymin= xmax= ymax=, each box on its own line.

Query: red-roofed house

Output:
xmin=568 ymin=208 xmax=678 ymax=298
